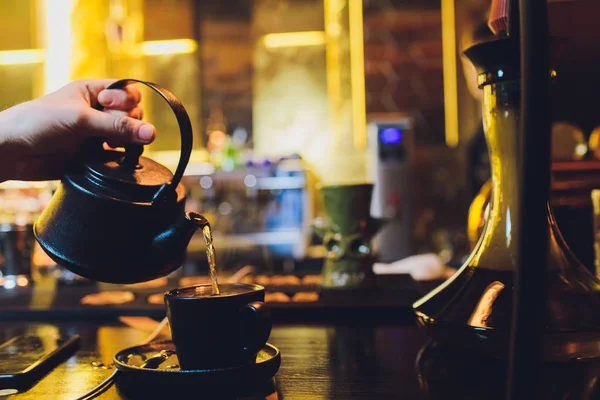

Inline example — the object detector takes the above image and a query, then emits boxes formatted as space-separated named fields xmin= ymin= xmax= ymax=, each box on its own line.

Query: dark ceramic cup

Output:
xmin=164 ymin=283 xmax=272 ymax=370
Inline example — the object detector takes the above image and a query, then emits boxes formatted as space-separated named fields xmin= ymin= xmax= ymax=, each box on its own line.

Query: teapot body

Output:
xmin=33 ymin=79 xmax=203 ymax=284
xmin=34 ymin=168 xmax=189 ymax=284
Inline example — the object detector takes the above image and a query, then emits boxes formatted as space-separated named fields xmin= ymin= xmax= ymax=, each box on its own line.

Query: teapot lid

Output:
xmin=83 ymin=143 xmax=175 ymax=202
xmin=79 ymin=79 xmax=194 ymax=204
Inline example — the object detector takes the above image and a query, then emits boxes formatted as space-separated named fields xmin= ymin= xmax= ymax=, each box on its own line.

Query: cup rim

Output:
xmin=164 ymin=282 xmax=264 ymax=300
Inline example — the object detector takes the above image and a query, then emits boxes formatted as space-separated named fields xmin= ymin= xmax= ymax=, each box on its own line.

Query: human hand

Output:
xmin=0 ymin=79 xmax=156 ymax=182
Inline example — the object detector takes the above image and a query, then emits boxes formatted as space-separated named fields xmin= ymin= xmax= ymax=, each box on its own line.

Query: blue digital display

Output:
xmin=380 ymin=127 xmax=402 ymax=144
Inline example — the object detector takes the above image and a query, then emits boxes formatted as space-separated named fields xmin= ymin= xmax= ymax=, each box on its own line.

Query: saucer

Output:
xmin=113 ymin=340 xmax=281 ymax=386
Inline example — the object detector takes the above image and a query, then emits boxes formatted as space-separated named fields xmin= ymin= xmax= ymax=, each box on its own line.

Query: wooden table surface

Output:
xmin=0 ymin=320 xmax=429 ymax=400
xmin=3 ymin=319 xmax=600 ymax=399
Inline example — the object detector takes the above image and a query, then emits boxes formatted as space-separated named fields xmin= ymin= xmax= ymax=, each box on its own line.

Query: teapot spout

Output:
xmin=183 ymin=211 xmax=211 ymax=232
xmin=152 ymin=211 xmax=209 ymax=255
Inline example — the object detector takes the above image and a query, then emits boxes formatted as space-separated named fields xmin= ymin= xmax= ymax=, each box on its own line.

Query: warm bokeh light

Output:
xmin=441 ymin=0 xmax=459 ymax=147
xmin=140 ymin=39 xmax=197 ymax=55
xmin=207 ymin=130 xmax=227 ymax=151
xmin=262 ymin=31 xmax=326 ymax=49
xmin=16 ymin=276 xmax=29 ymax=287
xmin=41 ymin=0 xmax=74 ymax=94
xmin=349 ymin=0 xmax=366 ymax=151
xmin=0 ymin=49 xmax=44 ymax=65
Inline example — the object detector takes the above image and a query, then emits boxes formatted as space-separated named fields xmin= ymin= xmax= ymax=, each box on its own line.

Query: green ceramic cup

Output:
xmin=316 ymin=184 xmax=384 ymax=289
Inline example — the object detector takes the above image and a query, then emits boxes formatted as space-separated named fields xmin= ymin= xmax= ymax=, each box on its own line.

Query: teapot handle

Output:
xmin=91 ymin=78 xmax=193 ymax=196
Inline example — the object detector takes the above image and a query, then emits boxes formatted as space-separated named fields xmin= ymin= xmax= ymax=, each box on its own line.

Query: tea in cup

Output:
xmin=164 ymin=283 xmax=272 ymax=370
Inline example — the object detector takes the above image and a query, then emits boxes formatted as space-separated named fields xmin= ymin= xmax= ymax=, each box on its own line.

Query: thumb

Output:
xmin=81 ymin=109 xmax=156 ymax=144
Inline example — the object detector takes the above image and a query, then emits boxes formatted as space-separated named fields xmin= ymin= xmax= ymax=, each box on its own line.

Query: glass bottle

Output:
xmin=413 ymin=36 xmax=600 ymax=361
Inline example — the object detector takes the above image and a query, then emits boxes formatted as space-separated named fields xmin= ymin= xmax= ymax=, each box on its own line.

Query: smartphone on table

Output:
xmin=0 ymin=332 xmax=80 ymax=393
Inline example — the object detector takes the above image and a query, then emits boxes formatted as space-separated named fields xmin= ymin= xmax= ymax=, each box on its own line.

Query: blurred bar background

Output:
xmin=1 ymin=0 xmax=599 ymax=283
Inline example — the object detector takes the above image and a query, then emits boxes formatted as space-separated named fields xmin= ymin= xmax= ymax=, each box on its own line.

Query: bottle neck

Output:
xmin=470 ymin=81 xmax=520 ymax=270
xmin=469 ymin=80 xmax=576 ymax=271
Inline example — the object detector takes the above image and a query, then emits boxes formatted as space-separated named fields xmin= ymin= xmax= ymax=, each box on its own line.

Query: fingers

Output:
xmin=78 ymin=79 xmax=123 ymax=94
xmin=80 ymin=108 xmax=156 ymax=145
xmin=73 ymin=79 xmax=142 ymax=112
xmin=74 ymin=79 xmax=124 ymax=106
xmin=97 ymin=85 xmax=142 ymax=111
xmin=103 ymin=105 xmax=144 ymax=121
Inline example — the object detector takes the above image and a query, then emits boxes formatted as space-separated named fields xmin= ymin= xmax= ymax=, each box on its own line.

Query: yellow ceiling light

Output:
xmin=0 ymin=49 xmax=45 ymax=65
xmin=441 ymin=0 xmax=459 ymax=148
xmin=349 ymin=0 xmax=366 ymax=151
xmin=40 ymin=0 xmax=74 ymax=94
xmin=262 ymin=31 xmax=326 ymax=49
xmin=140 ymin=39 xmax=197 ymax=56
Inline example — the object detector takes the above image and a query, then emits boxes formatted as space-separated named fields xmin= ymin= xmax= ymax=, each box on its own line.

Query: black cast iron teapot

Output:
xmin=34 ymin=79 xmax=208 ymax=283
